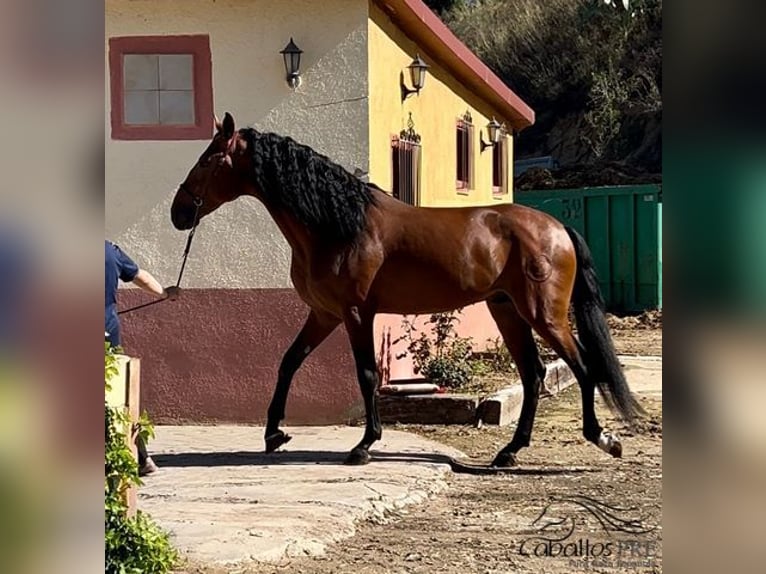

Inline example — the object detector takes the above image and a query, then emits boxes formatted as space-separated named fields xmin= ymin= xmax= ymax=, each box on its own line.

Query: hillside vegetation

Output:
xmin=428 ymin=0 xmax=662 ymax=175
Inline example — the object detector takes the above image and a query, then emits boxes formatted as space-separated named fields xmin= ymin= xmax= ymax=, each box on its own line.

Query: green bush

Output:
xmin=105 ymin=342 xmax=177 ymax=574
xmin=395 ymin=310 xmax=475 ymax=390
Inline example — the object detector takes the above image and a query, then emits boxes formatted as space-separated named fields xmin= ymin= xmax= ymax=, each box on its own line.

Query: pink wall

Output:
xmin=119 ymin=288 xmax=502 ymax=424
xmin=375 ymin=302 xmax=501 ymax=384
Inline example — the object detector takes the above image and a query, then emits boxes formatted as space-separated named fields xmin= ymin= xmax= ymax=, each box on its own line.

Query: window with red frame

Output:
xmin=456 ymin=111 xmax=474 ymax=191
xmin=492 ymin=135 xmax=509 ymax=196
xmin=109 ymin=35 xmax=213 ymax=140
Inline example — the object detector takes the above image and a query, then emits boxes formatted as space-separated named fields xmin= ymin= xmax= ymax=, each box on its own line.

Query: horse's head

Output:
xmin=171 ymin=112 xmax=253 ymax=230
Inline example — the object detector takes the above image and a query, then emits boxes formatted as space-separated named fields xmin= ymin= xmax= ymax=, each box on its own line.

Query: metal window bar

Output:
xmin=411 ymin=139 xmax=421 ymax=205
xmin=403 ymin=141 xmax=410 ymax=205
xmin=456 ymin=118 xmax=473 ymax=189
xmin=456 ymin=124 xmax=465 ymax=187
xmin=502 ymin=136 xmax=509 ymax=194
xmin=468 ymin=122 xmax=474 ymax=189
xmin=492 ymin=137 xmax=502 ymax=190
xmin=392 ymin=113 xmax=422 ymax=206
xmin=391 ymin=136 xmax=421 ymax=206
xmin=493 ymin=137 xmax=509 ymax=194
xmin=391 ymin=137 xmax=400 ymax=201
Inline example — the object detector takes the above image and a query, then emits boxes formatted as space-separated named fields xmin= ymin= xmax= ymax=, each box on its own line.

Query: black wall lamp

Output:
xmin=480 ymin=117 xmax=505 ymax=152
xmin=280 ymin=37 xmax=303 ymax=89
xmin=400 ymin=54 xmax=429 ymax=101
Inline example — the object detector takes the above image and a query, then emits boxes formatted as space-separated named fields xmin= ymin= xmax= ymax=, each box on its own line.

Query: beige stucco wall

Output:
xmin=106 ymin=0 xmax=369 ymax=288
xmin=367 ymin=1 xmax=514 ymax=207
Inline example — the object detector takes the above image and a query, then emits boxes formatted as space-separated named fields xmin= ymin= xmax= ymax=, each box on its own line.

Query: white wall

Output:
xmin=106 ymin=0 xmax=369 ymax=288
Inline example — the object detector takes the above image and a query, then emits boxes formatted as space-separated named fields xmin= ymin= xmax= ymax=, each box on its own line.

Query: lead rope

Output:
xmin=117 ymin=199 xmax=202 ymax=316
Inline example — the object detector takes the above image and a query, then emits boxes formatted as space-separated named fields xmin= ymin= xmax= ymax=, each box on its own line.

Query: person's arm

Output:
xmin=110 ymin=242 xmax=180 ymax=300
xmin=131 ymin=269 xmax=180 ymax=300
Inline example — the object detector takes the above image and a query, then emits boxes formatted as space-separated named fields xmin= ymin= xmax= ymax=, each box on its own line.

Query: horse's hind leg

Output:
xmin=520 ymin=299 xmax=620 ymax=458
xmin=265 ymin=309 xmax=341 ymax=453
xmin=485 ymin=294 xmax=546 ymax=467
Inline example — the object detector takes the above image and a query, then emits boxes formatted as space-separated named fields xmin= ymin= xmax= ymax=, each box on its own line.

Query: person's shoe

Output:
xmin=139 ymin=457 xmax=158 ymax=477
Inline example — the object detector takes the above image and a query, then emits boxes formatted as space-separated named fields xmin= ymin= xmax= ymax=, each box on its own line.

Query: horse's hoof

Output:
xmin=265 ymin=431 xmax=292 ymax=453
xmin=491 ymin=451 xmax=517 ymax=468
xmin=597 ymin=431 xmax=622 ymax=458
xmin=609 ymin=439 xmax=623 ymax=458
xmin=344 ymin=448 xmax=371 ymax=466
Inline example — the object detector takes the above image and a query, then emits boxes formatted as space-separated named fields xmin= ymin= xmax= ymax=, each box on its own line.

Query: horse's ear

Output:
xmin=222 ymin=112 xmax=235 ymax=139
xmin=214 ymin=114 xmax=222 ymax=133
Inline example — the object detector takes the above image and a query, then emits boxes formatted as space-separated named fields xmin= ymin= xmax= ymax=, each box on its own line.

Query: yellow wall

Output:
xmin=367 ymin=1 xmax=514 ymax=207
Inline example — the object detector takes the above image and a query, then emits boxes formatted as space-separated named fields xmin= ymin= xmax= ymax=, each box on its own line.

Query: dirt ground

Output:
xmin=529 ymin=309 xmax=661 ymax=366
xmin=180 ymin=326 xmax=662 ymax=574
xmin=607 ymin=310 xmax=662 ymax=356
xmin=460 ymin=310 xmax=661 ymax=396
xmin=551 ymin=309 xmax=662 ymax=358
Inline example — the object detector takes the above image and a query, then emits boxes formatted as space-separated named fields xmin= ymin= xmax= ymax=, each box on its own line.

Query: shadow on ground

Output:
xmin=155 ymin=450 xmax=455 ymax=467
xmin=153 ymin=450 xmax=595 ymax=475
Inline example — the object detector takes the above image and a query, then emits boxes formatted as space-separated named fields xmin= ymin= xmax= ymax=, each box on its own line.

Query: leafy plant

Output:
xmin=583 ymin=60 xmax=629 ymax=158
xmin=394 ymin=310 xmax=475 ymax=390
xmin=105 ymin=342 xmax=177 ymax=574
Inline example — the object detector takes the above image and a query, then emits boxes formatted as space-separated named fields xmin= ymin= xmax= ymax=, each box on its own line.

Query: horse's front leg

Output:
xmin=265 ymin=309 xmax=340 ymax=453
xmin=344 ymin=306 xmax=381 ymax=465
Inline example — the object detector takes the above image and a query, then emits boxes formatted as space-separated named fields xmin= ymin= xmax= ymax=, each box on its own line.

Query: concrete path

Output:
xmin=138 ymin=426 xmax=464 ymax=565
xmin=139 ymin=357 xmax=661 ymax=567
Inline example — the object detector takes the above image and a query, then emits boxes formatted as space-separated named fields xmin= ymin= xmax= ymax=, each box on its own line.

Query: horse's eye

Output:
xmin=200 ymin=152 xmax=225 ymax=168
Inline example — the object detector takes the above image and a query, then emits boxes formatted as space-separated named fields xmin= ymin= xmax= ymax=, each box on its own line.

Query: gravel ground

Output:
xmin=179 ymin=328 xmax=662 ymax=574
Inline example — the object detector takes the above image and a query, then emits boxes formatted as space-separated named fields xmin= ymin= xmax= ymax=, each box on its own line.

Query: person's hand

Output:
xmin=163 ymin=286 xmax=181 ymax=301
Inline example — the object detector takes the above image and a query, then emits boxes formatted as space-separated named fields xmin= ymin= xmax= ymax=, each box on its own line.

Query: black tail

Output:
xmin=564 ymin=226 xmax=645 ymax=422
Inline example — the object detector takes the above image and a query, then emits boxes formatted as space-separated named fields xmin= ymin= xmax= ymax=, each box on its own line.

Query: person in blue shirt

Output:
xmin=105 ymin=240 xmax=180 ymax=475
xmin=105 ymin=240 xmax=180 ymax=346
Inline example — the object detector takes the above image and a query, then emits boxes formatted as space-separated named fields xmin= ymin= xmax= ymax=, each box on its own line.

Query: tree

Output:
xmin=440 ymin=0 xmax=661 ymax=169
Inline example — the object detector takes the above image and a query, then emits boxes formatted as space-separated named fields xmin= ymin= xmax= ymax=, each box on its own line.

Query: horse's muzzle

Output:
xmin=171 ymin=208 xmax=195 ymax=231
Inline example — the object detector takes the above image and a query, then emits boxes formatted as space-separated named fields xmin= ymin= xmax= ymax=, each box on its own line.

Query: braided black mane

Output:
xmin=240 ymin=128 xmax=376 ymax=244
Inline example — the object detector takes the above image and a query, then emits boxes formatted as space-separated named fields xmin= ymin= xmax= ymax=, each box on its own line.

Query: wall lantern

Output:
xmin=400 ymin=54 xmax=429 ymax=101
xmin=480 ymin=117 xmax=505 ymax=152
xmin=280 ymin=37 xmax=303 ymax=89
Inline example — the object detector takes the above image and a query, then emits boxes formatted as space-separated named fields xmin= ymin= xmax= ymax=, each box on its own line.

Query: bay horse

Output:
xmin=170 ymin=112 xmax=643 ymax=467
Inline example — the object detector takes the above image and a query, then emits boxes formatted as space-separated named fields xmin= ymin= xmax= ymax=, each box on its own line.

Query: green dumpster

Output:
xmin=515 ymin=184 xmax=662 ymax=312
